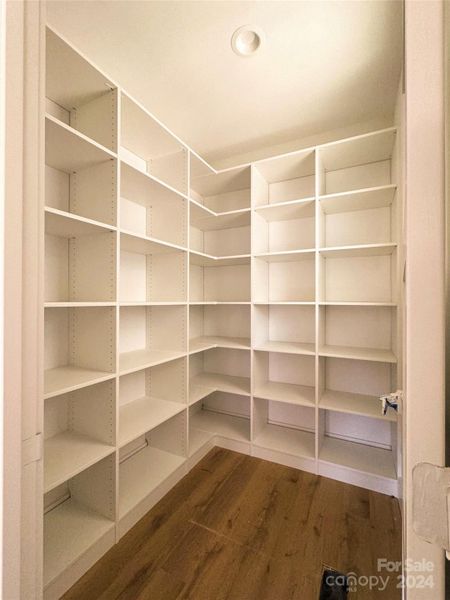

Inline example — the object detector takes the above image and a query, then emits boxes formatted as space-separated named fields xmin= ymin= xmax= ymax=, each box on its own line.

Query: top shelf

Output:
xmin=318 ymin=128 xmax=396 ymax=172
xmin=46 ymin=28 xmax=115 ymax=110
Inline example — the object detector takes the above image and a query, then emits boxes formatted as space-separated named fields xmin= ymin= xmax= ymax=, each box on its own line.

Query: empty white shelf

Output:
xmin=190 ymin=409 xmax=250 ymax=442
xmin=45 ymin=302 xmax=117 ymax=308
xmin=254 ymin=340 xmax=315 ymax=356
xmin=189 ymin=384 xmax=215 ymax=405
xmin=254 ymin=249 xmax=315 ymax=262
xmin=190 ymin=372 xmax=251 ymax=397
xmin=44 ymin=432 xmax=115 ymax=493
xmin=319 ymin=301 xmax=397 ymax=307
xmin=44 ymin=498 xmax=114 ymax=588
xmin=119 ymin=349 xmax=186 ymax=375
xmin=319 ymin=389 xmax=396 ymax=422
xmin=121 ymin=230 xmax=186 ymax=254
xmin=189 ymin=336 xmax=250 ymax=353
xmin=189 ymin=428 xmax=214 ymax=456
xmin=254 ymin=424 xmax=315 ymax=459
xmin=254 ymin=197 xmax=315 ymax=222
xmin=45 ymin=114 xmax=116 ymax=173
xmin=189 ymin=198 xmax=216 ymax=220
xmin=253 ymin=301 xmax=315 ymax=306
xmin=45 ymin=207 xmax=116 ymax=237
xmin=189 ymin=301 xmax=251 ymax=305
xmin=119 ymin=446 xmax=185 ymax=518
xmin=319 ymin=243 xmax=397 ymax=258
xmin=319 ymin=184 xmax=397 ymax=214
xmin=44 ymin=367 xmax=115 ymax=400
xmin=254 ymin=381 xmax=315 ymax=407
xmin=189 ymin=250 xmax=250 ymax=267
xmin=191 ymin=207 xmax=251 ymax=231
xmin=319 ymin=344 xmax=397 ymax=363
xmin=320 ymin=437 xmax=396 ymax=480
xmin=119 ymin=397 xmax=186 ymax=447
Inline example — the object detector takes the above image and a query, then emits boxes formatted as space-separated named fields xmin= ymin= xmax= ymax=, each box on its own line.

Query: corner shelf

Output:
xmin=189 ymin=336 xmax=250 ymax=353
xmin=254 ymin=424 xmax=315 ymax=460
xmin=119 ymin=349 xmax=186 ymax=375
xmin=190 ymin=372 xmax=251 ymax=397
xmin=190 ymin=409 xmax=250 ymax=443
xmin=254 ymin=381 xmax=315 ymax=407
xmin=253 ymin=340 xmax=315 ymax=356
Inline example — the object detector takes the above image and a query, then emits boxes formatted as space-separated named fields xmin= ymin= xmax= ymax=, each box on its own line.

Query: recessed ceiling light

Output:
xmin=231 ymin=25 xmax=265 ymax=57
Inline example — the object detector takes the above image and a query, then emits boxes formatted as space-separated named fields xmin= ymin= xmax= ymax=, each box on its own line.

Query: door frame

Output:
xmin=404 ymin=1 xmax=446 ymax=598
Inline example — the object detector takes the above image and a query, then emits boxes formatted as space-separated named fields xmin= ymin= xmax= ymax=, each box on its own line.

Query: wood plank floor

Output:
xmin=63 ymin=448 xmax=402 ymax=599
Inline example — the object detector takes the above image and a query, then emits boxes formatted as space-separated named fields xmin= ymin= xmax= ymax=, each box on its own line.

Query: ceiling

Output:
xmin=47 ymin=1 xmax=403 ymax=168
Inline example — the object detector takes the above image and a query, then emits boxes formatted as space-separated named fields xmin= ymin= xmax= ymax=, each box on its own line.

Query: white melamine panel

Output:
xmin=44 ymin=454 xmax=116 ymax=589
xmin=189 ymin=393 xmax=250 ymax=447
xmin=189 ymin=304 xmax=250 ymax=352
xmin=44 ymin=307 xmax=116 ymax=399
xmin=189 ymin=350 xmax=251 ymax=398
xmin=253 ymin=149 xmax=315 ymax=206
xmin=118 ymin=358 xmax=187 ymax=447
xmin=190 ymin=264 xmax=250 ymax=303
xmin=120 ymin=161 xmax=187 ymax=247
xmin=118 ymin=412 xmax=187 ymax=518
xmin=320 ymin=205 xmax=394 ymax=248
xmin=322 ymin=409 xmax=391 ymax=449
xmin=320 ymin=251 xmax=396 ymax=303
xmin=253 ymin=255 xmax=315 ymax=303
xmin=318 ymin=128 xmax=396 ymax=195
xmin=119 ymin=305 xmax=187 ymax=374
xmin=190 ymin=166 xmax=250 ymax=211
xmin=120 ymin=248 xmax=187 ymax=303
xmin=44 ymin=380 xmax=115 ymax=492
xmin=120 ymin=94 xmax=187 ymax=195
xmin=254 ymin=351 xmax=315 ymax=407
xmin=252 ymin=206 xmax=315 ymax=254
xmin=319 ymin=305 xmax=397 ymax=362
xmin=253 ymin=304 xmax=315 ymax=354
xmin=253 ymin=398 xmax=315 ymax=459
xmin=45 ymin=218 xmax=116 ymax=303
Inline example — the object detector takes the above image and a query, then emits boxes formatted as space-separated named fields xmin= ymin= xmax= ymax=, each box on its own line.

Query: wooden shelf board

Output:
xmin=45 ymin=114 xmax=115 ymax=173
xmin=189 ymin=336 xmax=250 ymax=354
xmin=44 ymin=432 xmax=115 ymax=493
xmin=254 ymin=249 xmax=315 ymax=262
xmin=190 ymin=409 xmax=250 ymax=442
xmin=319 ymin=344 xmax=397 ymax=363
xmin=254 ymin=424 xmax=315 ymax=459
xmin=44 ymin=498 xmax=114 ymax=588
xmin=190 ymin=372 xmax=251 ymax=397
xmin=189 ymin=250 xmax=250 ymax=267
xmin=254 ymin=340 xmax=315 ymax=356
xmin=119 ymin=396 xmax=186 ymax=448
xmin=320 ymin=436 xmax=396 ymax=480
xmin=119 ymin=349 xmax=186 ymax=375
xmin=45 ymin=207 xmax=116 ymax=237
xmin=254 ymin=381 xmax=315 ymax=407
xmin=254 ymin=197 xmax=315 ymax=222
xmin=44 ymin=366 xmax=115 ymax=400
xmin=191 ymin=207 xmax=251 ymax=231
xmin=319 ymin=184 xmax=397 ymax=214
xmin=119 ymin=446 xmax=185 ymax=518
xmin=188 ymin=428 xmax=214 ymax=457
xmin=319 ymin=389 xmax=396 ymax=422
xmin=121 ymin=230 xmax=186 ymax=255
xmin=319 ymin=243 xmax=397 ymax=258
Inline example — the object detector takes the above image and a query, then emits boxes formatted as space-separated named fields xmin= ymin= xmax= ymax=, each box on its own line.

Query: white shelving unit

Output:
xmin=42 ymin=28 xmax=403 ymax=599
